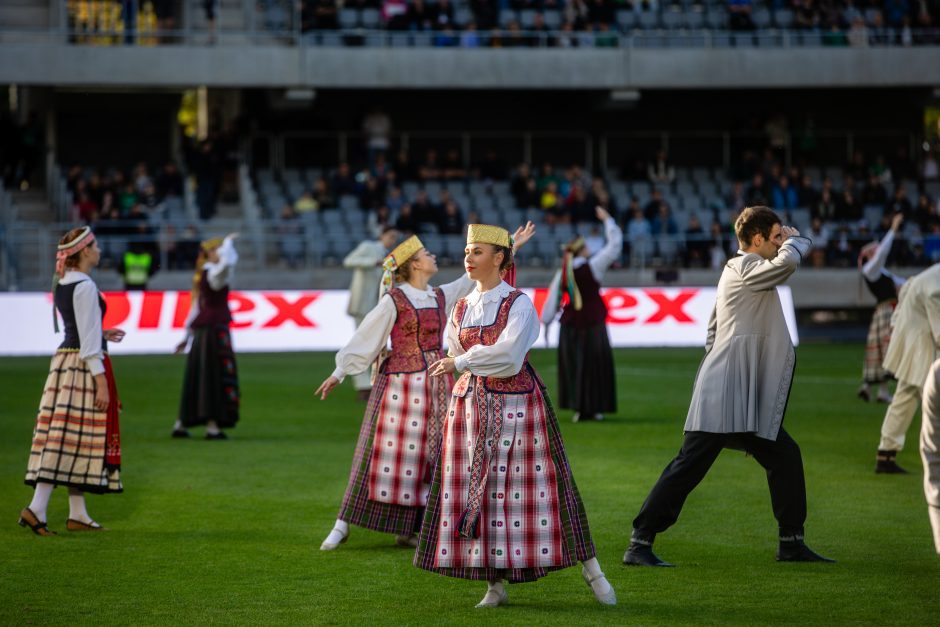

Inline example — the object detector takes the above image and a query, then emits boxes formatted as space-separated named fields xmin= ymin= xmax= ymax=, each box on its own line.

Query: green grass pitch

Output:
xmin=1 ymin=346 xmax=938 ymax=625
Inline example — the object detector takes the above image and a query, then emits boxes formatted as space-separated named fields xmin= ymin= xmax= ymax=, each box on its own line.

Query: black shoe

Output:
xmin=171 ymin=429 xmax=190 ymax=439
xmin=623 ymin=543 xmax=674 ymax=567
xmin=205 ymin=432 xmax=228 ymax=440
xmin=857 ymin=385 xmax=870 ymax=402
xmin=776 ymin=541 xmax=835 ymax=563
xmin=875 ymin=450 xmax=908 ymax=474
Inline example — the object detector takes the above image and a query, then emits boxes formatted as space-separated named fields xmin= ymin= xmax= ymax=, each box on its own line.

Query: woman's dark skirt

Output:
xmin=557 ymin=322 xmax=616 ymax=415
xmin=179 ymin=325 xmax=240 ymax=428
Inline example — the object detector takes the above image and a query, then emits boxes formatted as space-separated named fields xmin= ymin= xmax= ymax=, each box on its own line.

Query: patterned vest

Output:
xmin=559 ymin=262 xmax=608 ymax=328
xmin=191 ymin=269 xmax=232 ymax=327
xmin=382 ymin=287 xmax=447 ymax=374
xmin=452 ymin=289 xmax=536 ymax=395
xmin=56 ymin=280 xmax=108 ymax=353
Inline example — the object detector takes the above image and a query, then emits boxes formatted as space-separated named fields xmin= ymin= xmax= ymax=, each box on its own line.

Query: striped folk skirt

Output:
xmin=864 ymin=300 xmax=896 ymax=384
xmin=25 ymin=351 xmax=122 ymax=493
xmin=338 ymin=356 xmax=452 ymax=535
xmin=179 ymin=325 xmax=240 ymax=428
xmin=414 ymin=377 xmax=595 ymax=583
xmin=558 ymin=322 xmax=617 ymax=415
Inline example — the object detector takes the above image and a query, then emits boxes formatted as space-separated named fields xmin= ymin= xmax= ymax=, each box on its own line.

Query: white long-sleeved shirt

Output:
xmin=540 ymin=217 xmax=623 ymax=323
xmin=59 ymin=270 xmax=105 ymax=376
xmin=862 ymin=229 xmax=905 ymax=289
xmin=184 ymin=235 xmax=239 ymax=335
xmin=331 ymin=274 xmax=474 ymax=382
xmin=450 ymin=281 xmax=539 ymax=378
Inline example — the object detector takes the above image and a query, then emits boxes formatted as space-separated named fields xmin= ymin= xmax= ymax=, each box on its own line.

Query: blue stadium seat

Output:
xmin=773 ymin=9 xmax=794 ymax=28
xmin=661 ymin=11 xmax=685 ymax=30
xmin=338 ymin=8 xmax=359 ymax=29
xmin=637 ymin=10 xmax=660 ymax=29
xmin=616 ymin=10 xmax=637 ymax=30
xmin=752 ymin=8 xmax=772 ymax=29
xmin=361 ymin=8 xmax=381 ymax=28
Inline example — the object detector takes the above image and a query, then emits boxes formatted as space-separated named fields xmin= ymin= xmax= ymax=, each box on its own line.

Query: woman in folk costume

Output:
xmin=417 ymin=224 xmax=616 ymax=609
xmin=172 ymin=233 xmax=240 ymax=440
xmin=541 ymin=206 xmax=622 ymax=422
xmin=316 ymin=225 xmax=536 ymax=551
xmin=857 ymin=212 xmax=906 ymax=404
xmin=20 ymin=227 xmax=126 ymax=535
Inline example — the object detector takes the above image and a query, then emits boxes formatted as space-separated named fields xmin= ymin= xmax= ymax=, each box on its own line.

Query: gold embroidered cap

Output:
xmin=201 ymin=237 xmax=224 ymax=252
xmin=466 ymin=224 xmax=511 ymax=248
xmin=388 ymin=235 xmax=424 ymax=267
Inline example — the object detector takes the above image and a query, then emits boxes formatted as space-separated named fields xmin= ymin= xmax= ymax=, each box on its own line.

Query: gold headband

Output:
xmin=201 ymin=237 xmax=224 ymax=252
xmin=466 ymin=224 xmax=511 ymax=248
xmin=387 ymin=235 xmax=423 ymax=267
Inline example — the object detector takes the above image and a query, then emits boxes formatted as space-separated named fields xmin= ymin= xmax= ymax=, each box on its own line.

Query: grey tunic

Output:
xmin=684 ymin=236 xmax=812 ymax=441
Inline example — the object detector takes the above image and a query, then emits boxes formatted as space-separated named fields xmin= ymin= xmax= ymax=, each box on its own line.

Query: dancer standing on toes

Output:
xmin=623 ymin=207 xmax=832 ymax=567
xmin=417 ymin=224 xmax=616 ymax=609
xmin=317 ymin=226 xmax=536 ymax=552
xmin=857 ymin=213 xmax=906 ymax=404
xmin=21 ymin=227 xmax=125 ymax=535
xmin=541 ymin=207 xmax=622 ymax=423
xmin=172 ymin=234 xmax=240 ymax=440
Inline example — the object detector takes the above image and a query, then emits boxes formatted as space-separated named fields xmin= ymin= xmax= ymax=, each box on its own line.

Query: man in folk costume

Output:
xmin=623 ymin=206 xmax=834 ymax=566
xmin=921 ymin=358 xmax=940 ymax=554
xmin=171 ymin=234 xmax=240 ymax=440
xmin=343 ymin=227 xmax=400 ymax=400
xmin=316 ymin=226 xmax=535 ymax=551
xmin=875 ymin=262 xmax=940 ymax=474
xmin=418 ymin=224 xmax=617 ymax=609
xmin=541 ymin=207 xmax=622 ymax=422
xmin=20 ymin=227 xmax=126 ymax=535
xmin=857 ymin=213 xmax=906 ymax=404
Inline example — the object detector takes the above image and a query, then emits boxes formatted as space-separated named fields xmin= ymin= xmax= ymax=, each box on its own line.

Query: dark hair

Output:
xmin=381 ymin=226 xmax=397 ymax=235
xmin=735 ymin=206 xmax=780 ymax=248
xmin=491 ymin=244 xmax=513 ymax=271
xmin=59 ymin=227 xmax=90 ymax=269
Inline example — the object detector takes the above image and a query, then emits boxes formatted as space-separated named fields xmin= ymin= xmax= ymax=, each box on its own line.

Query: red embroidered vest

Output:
xmin=452 ymin=289 xmax=536 ymax=395
xmin=382 ymin=287 xmax=447 ymax=374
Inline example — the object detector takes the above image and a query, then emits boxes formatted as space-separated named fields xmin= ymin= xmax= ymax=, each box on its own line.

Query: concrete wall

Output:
xmin=3 ymin=43 xmax=940 ymax=89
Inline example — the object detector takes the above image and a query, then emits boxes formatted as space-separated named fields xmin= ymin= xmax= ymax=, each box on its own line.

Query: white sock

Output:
xmin=28 ymin=483 xmax=55 ymax=522
xmin=582 ymin=557 xmax=612 ymax=594
xmin=68 ymin=488 xmax=94 ymax=525
xmin=173 ymin=420 xmax=185 ymax=431
xmin=323 ymin=519 xmax=349 ymax=545
xmin=206 ymin=421 xmax=221 ymax=436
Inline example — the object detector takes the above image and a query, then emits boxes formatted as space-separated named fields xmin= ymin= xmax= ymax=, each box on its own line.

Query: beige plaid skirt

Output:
xmin=25 ymin=351 xmax=122 ymax=493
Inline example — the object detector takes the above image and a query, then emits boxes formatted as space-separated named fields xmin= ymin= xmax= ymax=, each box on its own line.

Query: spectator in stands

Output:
xmin=435 ymin=0 xmax=457 ymax=29
xmin=772 ymin=175 xmax=799 ymax=210
xmin=647 ymin=150 xmax=676 ymax=186
xmin=438 ymin=200 xmax=465 ymax=234
xmin=868 ymin=9 xmax=889 ymax=44
xmin=644 ymin=187 xmax=666 ymax=221
xmin=368 ymin=204 xmax=396 ymax=238
xmin=863 ymin=172 xmax=889 ymax=206
xmin=708 ymin=220 xmax=729 ymax=270
xmin=870 ymin=154 xmax=894 ymax=186
xmin=565 ymin=0 xmax=590 ymax=30
xmin=807 ymin=216 xmax=831 ymax=267
xmin=394 ymin=203 xmax=420 ymax=234
xmin=537 ymin=162 xmax=560 ymax=192
xmin=470 ymin=0 xmax=499 ymax=29
xmin=393 ymin=150 xmax=417 ymax=181
xmin=651 ymin=202 xmax=680 ymax=264
xmin=891 ymin=145 xmax=917 ymax=182
xmin=823 ymin=22 xmax=849 ymax=45
xmin=118 ymin=182 xmax=138 ymax=216
xmin=383 ymin=0 xmax=410 ymax=30
xmin=408 ymin=0 xmax=433 ymax=30
xmin=385 ymin=185 xmax=406 ymax=212
xmin=331 ymin=162 xmax=358 ymax=196
xmin=295 ymin=190 xmax=319 ymax=213
xmin=460 ymin=21 xmax=483 ymax=47
xmin=920 ymin=150 xmax=938 ymax=181
xmin=511 ymin=163 xmax=534 ymax=200
xmin=189 ymin=139 xmax=222 ymax=221
xmin=588 ymin=0 xmax=615 ymax=29
xmin=793 ymin=0 xmax=821 ymax=30
xmin=477 ymin=149 xmax=506 ymax=181
xmin=362 ymin=107 xmax=392 ymax=166
xmin=138 ymin=182 xmax=163 ymax=218
xmin=153 ymin=0 xmax=177 ymax=41
xmin=310 ymin=0 xmax=339 ymax=29
xmin=411 ymin=189 xmax=436 ymax=224
xmin=313 ymin=176 xmax=336 ymax=208
xmin=885 ymin=186 xmax=913 ymax=220
xmin=276 ymin=204 xmax=305 ymax=268
xmin=517 ymin=177 xmax=540 ymax=209
xmin=684 ymin=214 xmax=709 ymax=267
xmin=359 ymin=176 xmax=384 ymax=211
xmin=419 ymin=149 xmax=442 ymax=180
xmin=73 ymin=191 xmax=99 ymax=224
xmin=626 ymin=207 xmax=652 ymax=267
xmin=812 ymin=187 xmax=839 ymax=221
xmin=156 ymin=162 xmax=184 ymax=201
xmin=169 ymin=225 xmax=201 ymax=270
xmin=915 ymin=194 xmax=940 ymax=233
xmin=494 ymin=20 xmax=527 ymax=47
xmin=728 ymin=0 xmax=756 ymax=30
xmin=442 ymin=148 xmax=466 ymax=180
xmin=746 ymin=172 xmax=770 ymax=206
xmin=567 ymin=181 xmax=593 ymax=223
xmin=541 ymin=180 xmax=566 ymax=223
xmin=133 ymin=162 xmax=153 ymax=195
xmin=725 ymin=181 xmax=748 ymax=214
xmin=846 ymin=150 xmax=868 ymax=180
xmin=840 ymin=186 xmax=864 ymax=221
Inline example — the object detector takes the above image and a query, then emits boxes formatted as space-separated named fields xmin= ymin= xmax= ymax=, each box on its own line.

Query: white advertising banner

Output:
xmin=0 ymin=287 xmax=797 ymax=356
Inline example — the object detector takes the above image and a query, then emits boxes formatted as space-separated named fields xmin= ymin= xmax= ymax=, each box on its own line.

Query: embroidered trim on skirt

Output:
xmin=558 ymin=322 xmax=617 ymax=415
xmin=179 ymin=325 xmax=240 ymax=428
xmin=25 ymin=351 xmax=122 ymax=494
xmin=414 ymin=380 xmax=595 ymax=583
xmin=864 ymin=300 xmax=895 ymax=384
xmin=338 ymin=353 xmax=451 ymax=535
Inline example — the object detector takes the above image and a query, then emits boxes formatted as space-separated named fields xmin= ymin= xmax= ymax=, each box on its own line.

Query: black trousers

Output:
xmin=632 ymin=428 xmax=807 ymax=541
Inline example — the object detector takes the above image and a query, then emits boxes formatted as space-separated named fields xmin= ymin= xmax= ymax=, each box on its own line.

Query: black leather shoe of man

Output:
xmin=776 ymin=542 xmax=835 ymax=563
xmin=623 ymin=543 xmax=674 ymax=567
xmin=205 ymin=432 xmax=228 ymax=440
xmin=875 ymin=450 xmax=908 ymax=474
xmin=171 ymin=429 xmax=190 ymax=439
